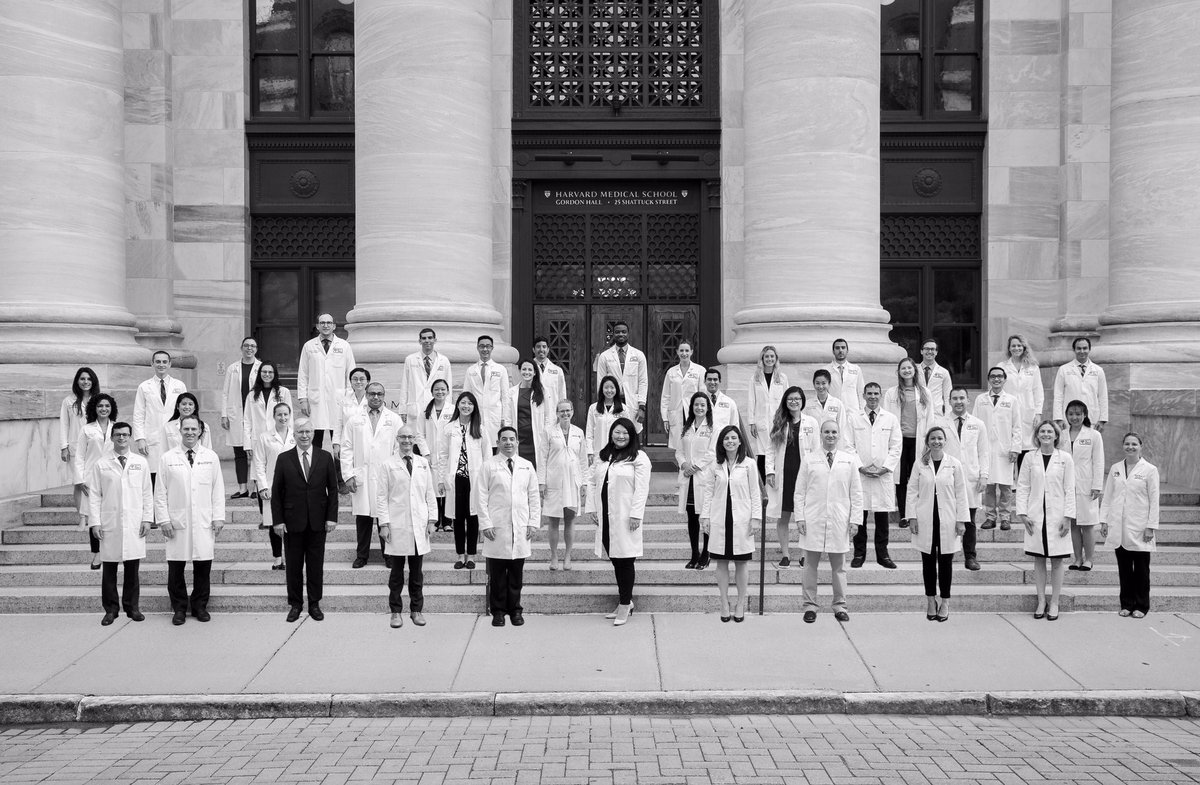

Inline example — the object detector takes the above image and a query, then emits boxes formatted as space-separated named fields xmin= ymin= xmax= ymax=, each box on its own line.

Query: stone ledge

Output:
xmin=844 ymin=691 xmax=988 ymax=715
xmin=331 ymin=692 xmax=494 ymax=717
xmin=493 ymin=690 xmax=847 ymax=716
xmin=0 ymin=694 xmax=82 ymax=724
xmin=987 ymin=690 xmax=1187 ymax=717
xmin=76 ymin=693 xmax=334 ymax=723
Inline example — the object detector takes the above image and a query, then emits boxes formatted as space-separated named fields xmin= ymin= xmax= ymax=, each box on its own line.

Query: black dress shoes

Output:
xmin=877 ymin=556 xmax=897 ymax=569
xmin=491 ymin=613 xmax=506 ymax=627
xmin=194 ymin=609 xmax=211 ymax=623
xmin=834 ymin=611 xmax=850 ymax=622
xmin=803 ymin=610 xmax=817 ymax=623
xmin=286 ymin=606 xmax=302 ymax=623
xmin=172 ymin=611 xmax=186 ymax=626
xmin=101 ymin=612 xmax=117 ymax=626
xmin=127 ymin=609 xmax=145 ymax=622
xmin=965 ymin=558 xmax=981 ymax=571
xmin=850 ymin=554 xmax=865 ymax=568
xmin=352 ymin=557 xmax=368 ymax=569
xmin=510 ymin=612 xmax=525 ymax=626
xmin=308 ymin=604 xmax=324 ymax=621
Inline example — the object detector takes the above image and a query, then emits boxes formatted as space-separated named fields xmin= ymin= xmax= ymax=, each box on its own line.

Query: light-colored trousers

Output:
xmin=981 ymin=484 xmax=1014 ymax=523
xmin=802 ymin=550 xmax=848 ymax=611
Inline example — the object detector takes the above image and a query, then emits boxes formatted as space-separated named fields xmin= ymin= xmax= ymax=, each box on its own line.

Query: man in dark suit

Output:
xmin=271 ymin=417 xmax=339 ymax=622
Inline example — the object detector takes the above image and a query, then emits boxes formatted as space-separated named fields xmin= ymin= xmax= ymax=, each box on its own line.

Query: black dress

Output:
xmin=780 ymin=421 xmax=802 ymax=513
xmin=516 ymin=388 xmax=536 ymax=467
xmin=709 ymin=471 xmax=752 ymax=562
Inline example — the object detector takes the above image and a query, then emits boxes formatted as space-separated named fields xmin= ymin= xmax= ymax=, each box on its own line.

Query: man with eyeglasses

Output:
xmin=973 ymin=368 xmax=1023 ymax=532
xmin=400 ymin=328 xmax=452 ymax=424
xmin=918 ymin=338 xmax=953 ymax=416
xmin=297 ymin=314 xmax=356 ymax=449
xmin=341 ymin=382 xmax=403 ymax=569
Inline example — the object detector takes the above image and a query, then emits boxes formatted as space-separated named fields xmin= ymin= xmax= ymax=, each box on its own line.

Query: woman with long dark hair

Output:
xmin=243 ymin=361 xmax=292 ymax=459
xmin=585 ymin=375 xmax=625 ymax=464
xmin=60 ymin=367 xmax=99 ymax=466
xmin=676 ymin=391 xmax=714 ymax=570
xmin=439 ymin=391 xmax=492 ymax=569
xmin=764 ymin=386 xmax=818 ymax=568
xmin=700 ymin=425 xmax=760 ymax=622
xmin=162 ymin=392 xmax=212 ymax=452
xmin=506 ymin=359 xmax=548 ymax=469
xmin=75 ymin=393 xmax=118 ymax=569
xmin=589 ymin=417 xmax=651 ymax=626
xmin=1065 ymin=400 xmax=1104 ymax=571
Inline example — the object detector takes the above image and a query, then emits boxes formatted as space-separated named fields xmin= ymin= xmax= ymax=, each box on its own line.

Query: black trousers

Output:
xmin=257 ymin=497 xmax=284 ymax=558
xmin=685 ymin=476 xmax=709 ymax=561
xmin=611 ymin=557 xmax=636 ymax=605
xmin=1115 ymin=546 xmax=1151 ymax=613
xmin=311 ymin=429 xmax=325 ymax=449
xmin=962 ymin=508 xmax=977 ymax=562
xmin=854 ymin=511 xmax=891 ymax=559
xmin=487 ymin=557 xmax=524 ymax=616
xmin=167 ymin=560 xmax=211 ymax=614
xmin=896 ymin=436 xmax=917 ymax=518
xmin=921 ymin=505 xmax=954 ymax=598
xmin=285 ymin=528 xmax=326 ymax=608
xmin=388 ymin=554 xmax=424 ymax=613
xmin=233 ymin=446 xmax=249 ymax=484
xmin=101 ymin=559 xmax=140 ymax=614
xmin=89 ymin=528 xmax=100 ymax=554
xmin=453 ymin=475 xmax=479 ymax=555
xmin=355 ymin=514 xmax=387 ymax=562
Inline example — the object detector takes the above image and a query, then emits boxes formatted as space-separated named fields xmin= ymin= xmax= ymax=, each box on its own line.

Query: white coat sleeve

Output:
xmin=585 ymin=409 xmax=597 ymax=457
xmin=423 ymin=462 xmax=437 ymax=521
xmin=212 ymin=459 xmax=226 ymax=523
xmin=636 ymin=352 xmax=648 ymax=407
xmin=848 ymin=458 xmax=864 ymax=528
xmin=1032 ymin=368 xmax=1045 ymax=420
xmin=747 ymin=378 xmax=760 ymax=428
xmin=341 ymin=420 xmax=361 ymax=482
xmin=1062 ymin=453 xmax=1077 ymax=521
xmin=698 ymin=464 xmax=715 ymax=520
xmin=242 ymin=393 xmax=254 ymax=448
xmin=375 ymin=465 xmax=391 ymax=525
xmin=252 ymin=434 xmax=268 ymax=490
xmin=1009 ymin=397 xmax=1024 ymax=453
xmin=792 ymin=461 xmax=809 ymax=523
xmin=1051 ymin=366 xmax=1066 ymax=422
xmin=438 ymin=429 xmax=452 ymax=488
xmin=884 ymin=420 xmax=902 ymax=474
xmin=221 ymin=364 xmax=234 ymax=419
xmin=343 ymin=343 xmax=357 ymax=393
xmin=527 ymin=468 xmax=542 ymax=529
xmin=904 ymin=463 xmax=920 ymax=522
xmin=1090 ymin=432 xmax=1105 ymax=492
xmin=87 ymin=462 xmax=103 ymax=526
xmin=154 ymin=466 xmax=170 ymax=525
xmin=1146 ymin=464 xmax=1160 ymax=529
xmin=660 ymin=371 xmax=672 ymax=425
xmin=73 ymin=428 xmax=88 ymax=485
xmin=296 ymin=346 xmax=311 ymax=402
xmin=1097 ymin=367 xmax=1109 ymax=423
xmin=475 ymin=461 xmax=494 ymax=532
xmin=139 ymin=459 xmax=154 ymax=524
xmin=1099 ymin=465 xmax=1116 ymax=524
xmin=630 ymin=454 xmax=651 ymax=520
xmin=952 ymin=461 xmax=970 ymax=522
xmin=59 ymin=397 xmax=72 ymax=450
xmin=132 ymin=384 xmax=147 ymax=442
xmin=975 ymin=422 xmax=990 ymax=482
xmin=1014 ymin=456 xmax=1032 ymax=517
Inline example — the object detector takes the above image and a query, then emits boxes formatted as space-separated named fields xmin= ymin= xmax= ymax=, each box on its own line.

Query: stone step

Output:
xmin=3 ymin=583 xmax=1199 ymax=614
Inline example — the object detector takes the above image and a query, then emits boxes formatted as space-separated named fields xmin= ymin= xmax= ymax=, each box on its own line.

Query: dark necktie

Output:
xmin=540 ymin=362 xmax=547 ymax=374
xmin=322 ymin=338 xmax=331 ymax=354
xmin=507 ymin=458 xmax=514 ymax=474
xmin=711 ymin=394 xmax=717 ymax=405
xmin=924 ymin=366 xmax=932 ymax=384
xmin=992 ymin=394 xmax=999 ymax=406
xmin=404 ymin=456 xmax=412 ymax=475
xmin=826 ymin=452 xmax=834 ymax=467
xmin=869 ymin=410 xmax=876 ymax=425
xmin=1080 ymin=364 xmax=1087 ymax=377
xmin=187 ymin=449 xmax=194 ymax=466
xmin=618 ymin=345 xmax=626 ymax=372
xmin=159 ymin=378 xmax=166 ymax=404
xmin=424 ymin=355 xmax=432 ymax=375
xmin=957 ymin=416 xmax=963 ymax=436
xmin=118 ymin=455 xmax=126 ymax=469
xmin=301 ymin=450 xmax=310 ymax=481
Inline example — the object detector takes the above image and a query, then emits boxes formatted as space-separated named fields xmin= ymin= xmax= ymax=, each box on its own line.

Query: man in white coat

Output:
xmin=846 ymin=383 xmax=901 ymax=569
xmin=296 ymin=313 xmax=356 ymax=449
xmin=132 ymin=350 xmax=187 ymax=485
xmin=826 ymin=338 xmax=865 ymax=414
xmin=704 ymin=369 xmax=742 ymax=436
xmin=974 ymin=367 xmax=1023 ymax=533
xmin=478 ymin=427 xmax=541 ymax=627
xmin=341 ymin=382 xmax=403 ymax=569
xmin=376 ymin=426 xmax=438 ymax=628
xmin=463 ymin=334 xmax=510 ymax=444
xmin=533 ymin=336 xmax=569 ymax=415
xmin=399 ymin=328 xmax=453 ymax=424
xmin=594 ymin=321 xmax=648 ymax=430
xmin=937 ymin=387 xmax=990 ymax=570
xmin=87 ymin=422 xmax=153 ymax=625
xmin=794 ymin=420 xmax=864 ymax=623
xmin=154 ymin=416 xmax=226 ymax=625
xmin=918 ymin=338 xmax=953 ymax=416
xmin=806 ymin=370 xmax=849 ymax=438
xmin=1052 ymin=336 xmax=1109 ymax=431
xmin=220 ymin=336 xmax=261 ymax=498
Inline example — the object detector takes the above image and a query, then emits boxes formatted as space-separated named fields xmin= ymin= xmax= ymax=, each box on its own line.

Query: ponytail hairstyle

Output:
xmin=424 ymin=378 xmax=451 ymax=420
xmin=1065 ymin=399 xmax=1092 ymax=428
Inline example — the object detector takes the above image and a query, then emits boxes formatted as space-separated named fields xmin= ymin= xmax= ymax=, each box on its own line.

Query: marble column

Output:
xmin=0 ymin=0 xmax=145 ymax=365
xmin=718 ymin=0 xmax=903 ymax=366
xmin=347 ymin=0 xmax=515 ymax=365
xmin=1097 ymin=0 xmax=1200 ymax=362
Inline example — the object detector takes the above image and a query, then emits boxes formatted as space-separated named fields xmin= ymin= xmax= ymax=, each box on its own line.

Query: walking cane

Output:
xmin=759 ymin=491 xmax=767 ymax=615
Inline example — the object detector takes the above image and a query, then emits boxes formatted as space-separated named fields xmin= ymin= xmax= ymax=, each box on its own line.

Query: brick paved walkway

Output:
xmin=3 ymin=715 xmax=1200 ymax=784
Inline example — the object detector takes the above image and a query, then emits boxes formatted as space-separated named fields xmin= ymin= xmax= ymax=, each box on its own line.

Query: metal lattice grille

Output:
xmin=658 ymin=318 xmax=685 ymax=371
xmin=592 ymin=214 xmax=642 ymax=298
xmin=881 ymin=215 xmax=980 ymax=259
xmin=527 ymin=0 xmax=704 ymax=111
xmin=547 ymin=319 xmax=574 ymax=374
xmin=251 ymin=216 xmax=355 ymax=259
xmin=646 ymin=213 xmax=698 ymax=298
xmin=534 ymin=214 xmax=587 ymax=298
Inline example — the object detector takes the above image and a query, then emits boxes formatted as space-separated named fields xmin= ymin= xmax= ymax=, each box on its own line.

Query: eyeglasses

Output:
xmin=367 ymin=392 xmax=386 ymax=397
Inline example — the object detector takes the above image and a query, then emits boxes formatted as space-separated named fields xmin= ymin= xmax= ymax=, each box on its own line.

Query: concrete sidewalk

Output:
xmin=2 ymin=610 xmax=1200 ymax=723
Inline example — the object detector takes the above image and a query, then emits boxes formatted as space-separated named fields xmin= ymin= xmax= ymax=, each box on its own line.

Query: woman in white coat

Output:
xmin=417 ymin=378 xmax=454 ymax=531
xmin=439 ymin=391 xmax=493 ymax=570
xmin=747 ymin=345 xmax=787 ymax=478
xmin=539 ymin=399 xmax=587 ymax=570
xmin=243 ymin=362 xmax=293 ymax=461
xmin=659 ymin=339 xmax=705 ymax=451
xmin=376 ymin=427 xmax=438 ymax=627
xmin=1016 ymin=420 xmax=1077 ymax=621
xmin=701 ymin=426 xmax=760 ymax=622
xmin=999 ymin=334 xmax=1044 ymax=464
xmin=885 ymin=357 xmax=932 ymax=526
xmin=74 ymin=392 xmax=116 ymax=569
xmin=904 ymin=426 xmax=971 ymax=621
xmin=1065 ymin=400 xmax=1104 ymax=572
xmin=764 ymin=387 xmax=819 ymax=568
xmin=161 ymin=393 xmax=213 ymax=454
xmin=331 ymin=366 xmax=370 ymax=451
xmin=676 ymin=392 xmax=715 ymax=570
xmin=585 ymin=375 xmax=627 ymax=462
xmin=588 ymin=418 xmax=651 ymax=626
xmin=506 ymin=359 xmax=550 ymax=469
xmin=60 ymin=367 xmax=98 ymax=467
xmin=1100 ymin=433 xmax=1160 ymax=618
xmin=252 ymin=401 xmax=294 ymax=570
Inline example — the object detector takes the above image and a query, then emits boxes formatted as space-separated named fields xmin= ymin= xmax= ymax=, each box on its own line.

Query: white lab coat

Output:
xmin=846 ymin=408 xmax=902 ymax=512
xmin=88 ymin=453 xmax=153 ymax=562
xmin=505 ymin=384 xmax=551 ymax=469
xmin=1016 ymin=449 xmax=1077 ymax=558
xmin=132 ymin=375 xmax=187 ymax=469
xmin=296 ymin=335 xmax=356 ymax=430
xmin=1068 ymin=426 xmax=1105 ymax=525
xmin=973 ymin=391 xmax=1024 ymax=485
xmin=252 ymin=426 xmax=294 ymax=528
xmin=746 ymin=369 xmax=787 ymax=455
xmin=375 ymin=453 xmax=437 ymax=557
xmin=1100 ymin=458 xmax=1160 ymax=552
xmin=661 ymin=362 xmax=707 ymax=450
xmin=160 ymin=419 xmax=213 ymax=454
xmin=764 ymin=414 xmax=820 ymax=518
xmin=999 ymin=359 xmax=1044 ymax=451
xmin=59 ymin=395 xmax=87 ymax=452
xmin=936 ymin=413 xmax=990 ymax=508
xmin=699 ymin=458 xmax=761 ymax=557
xmin=221 ymin=359 xmax=261 ymax=448
xmin=1052 ymin=359 xmax=1109 ymax=424
xmin=590 ymin=452 xmax=652 ymax=559
xmin=585 ymin=403 xmax=626 ymax=458
xmin=709 ymin=391 xmax=742 ymax=441
xmin=154 ymin=445 xmax=226 ymax=562
xmin=539 ymin=423 xmax=587 ymax=518
xmin=332 ymin=389 xmax=369 ymax=446
xmin=883 ymin=385 xmax=932 ymax=445
xmin=905 ymin=454 xmax=971 ymax=555
xmin=439 ymin=422 xmax=493 ymax=518
xmin=340 ymin=407 xmax=403 ymax=517
xmin=415 ymin=403 xmax=455 ymax=491
xmin=536 ymin=359 xmax=569 ymax=416
xmin=805 ymin=395 xmax=849 ymax=440
xmin=242 ymin=387 xmax=293 ymax=448
xmin=826 ymin=361 xmax=865 ymax=413
xmin=793 ymin=448 xmax=864 ymax=554
xmin=463 ymin=360 xmax=511 ymax=442
xmin=675 ymin=421 xmax=715 ymax=513
xmin=477 ymin=454 xmax=541 ymax=560
xmin=595 ymin=343 xmax=649 ymax=412
xmin=918 ymin=362 xmax=953 ymax=415
xmin=74 ymin=421 xmax=113 ymax=488
xmin=399 ymin=351 xmax=453 ymax=423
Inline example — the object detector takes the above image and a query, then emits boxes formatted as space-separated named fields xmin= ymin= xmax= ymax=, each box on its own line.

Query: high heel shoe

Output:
xmin=926 ymin=596 xmax=937 ymax=621
xmin=1046 ymin=603 xmax=1059 ymax=621
xmin=733 ymin=600 xmax=745 ymax=623
xmin=720 ymin=601 xmax=731 ymax=623
xmin=935 ymin=597 xmax=950 ymax=622
xmin=1033 ymin=599 xmax=1046 ymax=620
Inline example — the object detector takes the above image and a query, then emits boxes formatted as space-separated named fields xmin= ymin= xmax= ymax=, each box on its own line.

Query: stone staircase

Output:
xmin=3 ymin=476 xmax=1200 ymax=615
